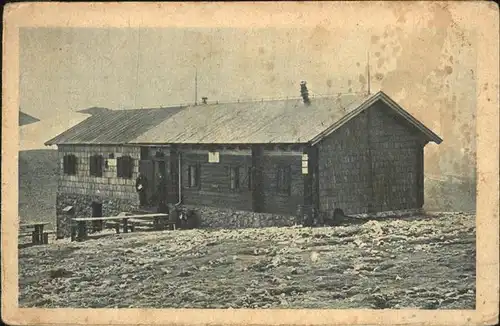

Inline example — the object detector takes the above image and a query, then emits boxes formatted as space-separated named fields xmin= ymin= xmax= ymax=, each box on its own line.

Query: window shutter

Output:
xmin=99 ymin=156 xmax=103 ymax=176
xmin=74 ymin=156 xmax=78 ymax=175
xmin=97 ymin=155 xmax=103 ymax=177
xmin=117 ymin=157 xmax=122 ymax=177
xmin=128 ymin=156 xmax=133 ymax=178
xmin=234 ymin=167 xmax=240 ymax=189
xmin=63 ymin=156 xmax=68 ymax=174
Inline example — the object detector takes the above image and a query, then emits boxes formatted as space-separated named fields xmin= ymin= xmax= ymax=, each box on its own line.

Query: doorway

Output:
xmin=154 ymin=159 xmax=167 ymax=204
xmin=91 ymin=202 xmax=103 ymax=232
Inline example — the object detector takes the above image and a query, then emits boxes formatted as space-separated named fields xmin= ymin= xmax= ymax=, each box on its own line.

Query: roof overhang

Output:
xmin=309 ymin=91 xmax=443 ymax=146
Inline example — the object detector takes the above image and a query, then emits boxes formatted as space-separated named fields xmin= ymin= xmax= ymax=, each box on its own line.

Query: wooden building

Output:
xmin=46 ymin=89 xmax=442 ymax=238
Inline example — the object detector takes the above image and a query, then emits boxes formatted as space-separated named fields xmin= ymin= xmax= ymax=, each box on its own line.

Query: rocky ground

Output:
xmin=18 ymin=212 xmax=475 ymax=309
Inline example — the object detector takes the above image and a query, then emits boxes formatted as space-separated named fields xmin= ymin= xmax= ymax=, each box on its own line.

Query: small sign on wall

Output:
xmin=208 ymin=151 xmax=220 ymax=163
xmin=107 ymin=158 xmax=117 ymax=167
xmin=302 ymin=153 xmax=308 ymax=175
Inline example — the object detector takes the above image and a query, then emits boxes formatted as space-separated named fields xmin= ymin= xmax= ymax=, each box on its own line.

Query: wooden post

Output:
xmin=311 ymin=146 xmax=320 ymax=223
xmin=122 ymin=218 xmax=129 ymax=233
xmin=31 ymin=231 xmax=37 ymax=245
xmin=71 ymin=223 xmax=76 ymax=242
xmin=77 ymin=221 xmax=86 ymax=241
xmin=251 ymin=145 xmax=264 ymax=213
xmin=35 ymin=225 xmax=43 ymax=244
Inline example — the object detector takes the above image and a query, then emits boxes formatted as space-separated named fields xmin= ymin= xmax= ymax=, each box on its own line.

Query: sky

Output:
xmin=18 ymin=2 xmax=478 ymax=210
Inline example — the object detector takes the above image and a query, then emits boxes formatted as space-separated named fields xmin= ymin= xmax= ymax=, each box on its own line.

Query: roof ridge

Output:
xmin=175 ymin=91 xmax=369 ymax=107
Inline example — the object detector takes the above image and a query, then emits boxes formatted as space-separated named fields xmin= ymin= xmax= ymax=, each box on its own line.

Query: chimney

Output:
xmin=300 ymin=81 xmax=310 ymax=105
xmin=202 ymin=97 xmax=208 ymax=104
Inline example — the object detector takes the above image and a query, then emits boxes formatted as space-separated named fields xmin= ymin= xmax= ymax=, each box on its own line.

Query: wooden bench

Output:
xmin=19 ymin=222 xmax=53 ymax=245
xmin=71 ymin=213 xmax=172 ymax=241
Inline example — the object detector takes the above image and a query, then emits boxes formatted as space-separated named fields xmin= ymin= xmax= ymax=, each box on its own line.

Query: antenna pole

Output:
xmin=367 ymin=51 xmax=371 ymax=95
xmin=194 ymin=67 xmax=198 ymax=106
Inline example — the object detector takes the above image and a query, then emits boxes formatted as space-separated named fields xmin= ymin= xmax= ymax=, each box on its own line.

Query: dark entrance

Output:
xmin=91 ymin=202 xmax=103 ymax=232
xmin=169 ymin=149 xmax=179 ymax=205
xmin=138 ymin=147 xmax=170 ymax=207
xmin=155 ymin=158 xmax=168 ymax=204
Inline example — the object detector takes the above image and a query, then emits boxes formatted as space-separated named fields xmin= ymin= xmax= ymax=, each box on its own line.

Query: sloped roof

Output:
xmin=131 ymin=91 xmax=442 ymax=145
xmin=44 ymin=107 xmax=183 ymax=145
xmin=19 ymin=111 xmax=40 ymax=126
xmin=132 ymin=94 xmax=369 ymax=144
xmin=45 ymin=91 xmax=442 ymax=147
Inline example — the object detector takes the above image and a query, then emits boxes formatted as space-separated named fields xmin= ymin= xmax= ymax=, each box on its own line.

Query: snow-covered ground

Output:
xmin=19 ymin=212 xmax=475 ymax=309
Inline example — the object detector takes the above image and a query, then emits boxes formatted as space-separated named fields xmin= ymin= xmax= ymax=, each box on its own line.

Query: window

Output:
xmin=229 ymin=166 xmax=240 ymax=190
xmin=63 ymin=154 xmax=77 ymax=175
xmin=188 ymin=164 xmax=200 ymax=188
xmin=140 ymin=147 xmax=149 ymax=160
xmin=89 ymin=154 xmax=104 ymax=177
xmin=277 ymin=165 xmax=291 ymax=194
xmin=117 ymin=155 xmax=134 ymax=179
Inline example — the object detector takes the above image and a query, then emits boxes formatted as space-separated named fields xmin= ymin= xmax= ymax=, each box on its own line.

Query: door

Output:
xmin=91 ymin=202 xmax=103 ymax=232
xmin=139 ymin=159 xmax=155 ymax=204
xmin=170 ymin=151 xmax=179 ymax=204
xmin=154 ymin=159 xmax=168 ymax=204
xmin=92 ymin=202 xmax=103 ymax=217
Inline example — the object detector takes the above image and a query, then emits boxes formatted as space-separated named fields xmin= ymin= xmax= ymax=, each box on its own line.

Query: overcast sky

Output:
xmin=18 ymin=3 xmax=477 ymax=202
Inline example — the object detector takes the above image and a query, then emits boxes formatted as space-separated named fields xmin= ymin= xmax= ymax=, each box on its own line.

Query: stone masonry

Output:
xmin=57 ymin=144 xmax=140 ymax=199
xmin=56 ymin=194 xmax=140 ymax=238
xmin=185 ymin=205 xmax=300 ymax=229
xmin=56 ymin=144 xmax=142 ymax=238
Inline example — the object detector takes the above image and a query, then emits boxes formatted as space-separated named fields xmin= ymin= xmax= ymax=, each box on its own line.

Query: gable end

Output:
xmin=309 ymin=91 xmax=443 ymax=146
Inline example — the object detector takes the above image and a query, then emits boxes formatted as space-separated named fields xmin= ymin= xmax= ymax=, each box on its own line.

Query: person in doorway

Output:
xmin=156 ymin=173 xmax=168 ymax=209
xmin=156 ymin=173 xmax=169 ymax=229
xmin=135 ymin=173 xmax=148 ymax=206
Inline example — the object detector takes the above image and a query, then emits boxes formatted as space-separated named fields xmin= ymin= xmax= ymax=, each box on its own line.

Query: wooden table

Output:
xmin=72 ymin=213 xmax=170 ymax=242
xmin=19 ymin=222 xmax=50 ymax=245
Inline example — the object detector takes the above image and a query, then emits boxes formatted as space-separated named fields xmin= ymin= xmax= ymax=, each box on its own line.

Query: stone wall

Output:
xmin=57 ymin=144 xmax=141 ymax=201
xmin=56 ymin=193 xmax=140 ymax=238
xmin=185 ymin=205 xmax=300 ymax=229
